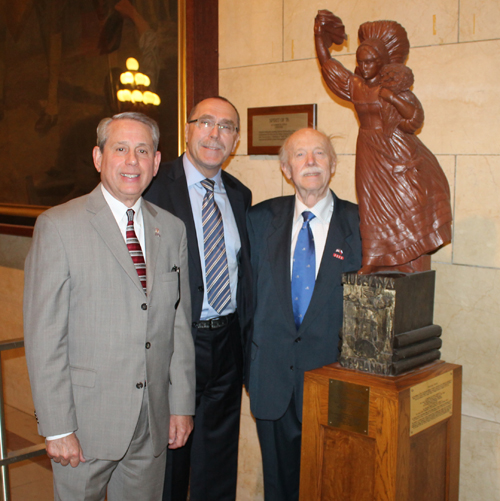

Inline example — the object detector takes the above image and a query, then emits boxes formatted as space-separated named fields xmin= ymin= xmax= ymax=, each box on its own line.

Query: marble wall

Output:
xmin=218 ymin=0 xmax=500 ymax=499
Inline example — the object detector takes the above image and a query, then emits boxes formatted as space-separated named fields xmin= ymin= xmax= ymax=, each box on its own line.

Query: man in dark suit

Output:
xmin=247 ymin=128 xmax=362 ymax=501
xmin=144 ymin=97 xmax=252 ymax=501
xmin=24 ymin=112 xmax=195 ymax=500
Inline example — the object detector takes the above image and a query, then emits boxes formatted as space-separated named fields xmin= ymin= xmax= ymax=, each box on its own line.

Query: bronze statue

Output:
xmin=314 ymin=11 xmax=452 ymax=274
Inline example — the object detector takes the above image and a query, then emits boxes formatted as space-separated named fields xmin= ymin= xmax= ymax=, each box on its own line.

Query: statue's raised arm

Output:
xmin=314 ymin=10 xmax=452 ymax=274
xmin=314 ymin=10 xmax=347 ymax=65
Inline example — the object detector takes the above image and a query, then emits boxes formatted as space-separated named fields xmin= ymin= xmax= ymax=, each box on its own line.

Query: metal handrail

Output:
xmin=0 ymin=338 xmax=46 ymax=501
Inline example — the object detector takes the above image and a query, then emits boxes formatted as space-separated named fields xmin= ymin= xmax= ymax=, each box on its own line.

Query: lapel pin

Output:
xmin=155 ymin=228 xmax=160 ymax=237
xmin=333 ymin=248 xmax=344 ymax=260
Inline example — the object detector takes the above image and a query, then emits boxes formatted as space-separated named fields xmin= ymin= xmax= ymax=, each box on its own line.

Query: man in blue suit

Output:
xmin=247 ymin=128 xmax=362 ymax=501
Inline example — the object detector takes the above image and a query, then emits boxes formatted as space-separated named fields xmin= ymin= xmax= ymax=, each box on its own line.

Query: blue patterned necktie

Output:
xmin=201 ymin=178 xmax=231 ymax=314
xmin=292 ymin=211 xmax=316 ymax=329
xmin=126 ymin=209 xmax=147 ymax=295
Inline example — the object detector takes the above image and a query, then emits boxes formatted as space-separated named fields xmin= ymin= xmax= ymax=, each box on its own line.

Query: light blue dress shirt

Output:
xmin=183 ymin=155 xmax=241 ymax=320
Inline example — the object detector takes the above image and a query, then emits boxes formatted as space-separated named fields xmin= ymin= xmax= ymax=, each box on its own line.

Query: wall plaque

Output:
xmin=328 ymin=379 xmax=370 ymax=435
xmin=247 ymin=104 xmax=317 ymax=155
xmin=410 ymin=370 xmax=453 ymax=436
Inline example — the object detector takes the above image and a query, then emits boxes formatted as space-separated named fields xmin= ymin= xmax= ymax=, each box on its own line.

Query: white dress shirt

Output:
xmin=101 ymin=185 xmax=146 ymax=259
xmin=183 ymin=155 xmax=241 ymax=320
xmin=290 ymin=190 xmax=334 ymax=279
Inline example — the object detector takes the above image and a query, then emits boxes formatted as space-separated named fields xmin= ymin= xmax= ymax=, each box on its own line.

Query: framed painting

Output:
xmin=0 ymin=0 xmax=187 ymax=236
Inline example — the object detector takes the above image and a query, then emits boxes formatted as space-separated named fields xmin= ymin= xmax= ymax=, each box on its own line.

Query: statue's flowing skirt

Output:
xmin=356 ymin=127 xmax=452 ymax=267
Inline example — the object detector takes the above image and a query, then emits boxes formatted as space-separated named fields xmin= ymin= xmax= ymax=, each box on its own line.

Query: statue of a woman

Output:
xmin=314 ymin=11 xmax=452 ymax=274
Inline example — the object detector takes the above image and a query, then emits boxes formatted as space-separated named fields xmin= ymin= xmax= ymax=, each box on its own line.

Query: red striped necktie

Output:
xmin=126 ymin=209 xmax=147 ymax=294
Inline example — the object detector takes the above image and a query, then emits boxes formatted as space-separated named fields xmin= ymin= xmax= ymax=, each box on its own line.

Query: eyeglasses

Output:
xmin=187 ymin=118 xmax=238 ymax=135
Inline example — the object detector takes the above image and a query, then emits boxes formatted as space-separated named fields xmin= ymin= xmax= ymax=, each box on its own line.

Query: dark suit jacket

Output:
xmin=247 ymin=192 xmax=362 ymax=421
xmin=144 ymin=155 xmax=253 ymax=365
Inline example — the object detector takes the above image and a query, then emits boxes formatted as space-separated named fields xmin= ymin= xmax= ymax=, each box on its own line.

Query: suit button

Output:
xmin=290 ymin=366 xmax=294 ymax=370
xmin=136 ymin=382 xmax=144 ymax=389
xmin=198 ymin=286 xmax=204 ymax=292
xmin=141 ymin=303 xmax=148 ymax=310
xmin=145 ymin=342 xmax=151 ymax=349
xmin=295 ymin=337 xmax=301 ymax=343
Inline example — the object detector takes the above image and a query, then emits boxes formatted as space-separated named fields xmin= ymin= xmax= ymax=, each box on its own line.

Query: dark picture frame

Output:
xmin=247 ymin=104 xmax=317 ymax=155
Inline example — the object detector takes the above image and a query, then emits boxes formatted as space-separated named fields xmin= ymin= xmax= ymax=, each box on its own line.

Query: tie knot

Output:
xmin=302 ymin=211 xmax=315 ymax=225
xmin=127 ymin=209 xmax=135 ymax=223
xmin=201 ymin=179 xmax=215 ymax=192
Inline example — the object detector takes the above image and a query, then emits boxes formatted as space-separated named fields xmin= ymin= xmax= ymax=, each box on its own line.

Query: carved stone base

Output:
xmin=339 ymin=271 xmax=442 ymax=376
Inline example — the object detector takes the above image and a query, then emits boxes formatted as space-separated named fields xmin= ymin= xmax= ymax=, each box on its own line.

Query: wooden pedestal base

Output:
xmin=300 ymin=361 xmax=461 ymax=501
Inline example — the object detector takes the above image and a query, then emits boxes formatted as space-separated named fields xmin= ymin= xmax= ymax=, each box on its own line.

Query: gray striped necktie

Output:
xmin=126 ymin=209 xmax=147 ymax=294
xmin=201 ymin=178 xmax=231 ymax=314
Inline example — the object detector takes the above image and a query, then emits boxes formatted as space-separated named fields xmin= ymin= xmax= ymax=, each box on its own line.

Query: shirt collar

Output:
xmin=100 ymin=184 xmax=143 ymax=223
xmin=293 ymin=190 xmax=333 ymax=224
xmin=183 ymin=154 xmax=224 ymax=192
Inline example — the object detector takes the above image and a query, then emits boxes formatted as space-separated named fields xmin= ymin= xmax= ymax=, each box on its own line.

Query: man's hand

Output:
xmin=46 ymin=433 xmax=85 ymax=468
xmin=168 ymin=415 xmax=193 ymax=449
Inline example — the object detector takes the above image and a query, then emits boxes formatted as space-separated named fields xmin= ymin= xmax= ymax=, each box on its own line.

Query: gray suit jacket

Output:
xmin=24 ymin=185 xmax=195 ymax=459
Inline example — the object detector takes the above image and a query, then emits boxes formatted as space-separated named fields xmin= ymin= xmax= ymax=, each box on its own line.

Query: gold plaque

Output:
xmin=410 ymin=370 xmax=453 ymax=436
xmin=252 ymin=113 xmax=309 ymax=147
xmin=247 ymin=104 xmax=317 ymax=154
xmin=328 ymin=379 xmax=370 ymax=435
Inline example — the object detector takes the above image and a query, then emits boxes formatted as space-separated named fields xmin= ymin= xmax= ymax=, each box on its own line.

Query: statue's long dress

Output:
xmin=322 ymin=59 xmax=452 ymax=267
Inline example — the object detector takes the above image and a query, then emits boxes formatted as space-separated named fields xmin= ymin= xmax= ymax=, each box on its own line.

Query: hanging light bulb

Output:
xmin=117 ymin=58 xmax=160 ymax=107
xmin=126 ymin=58 xmax=139 ymax=71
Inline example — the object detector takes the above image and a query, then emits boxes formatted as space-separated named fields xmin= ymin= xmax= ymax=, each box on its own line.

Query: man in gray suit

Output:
xmin=24 ymin=112 xmax=196 ymax=500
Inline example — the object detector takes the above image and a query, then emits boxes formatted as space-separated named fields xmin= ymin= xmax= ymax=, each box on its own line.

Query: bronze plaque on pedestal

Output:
xmin=328 ymin=379 xmax=370 ymax=435
xmin=410 ymin=370 xmax=453 ymax=436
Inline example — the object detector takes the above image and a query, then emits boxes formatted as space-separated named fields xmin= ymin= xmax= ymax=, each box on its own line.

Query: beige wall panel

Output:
xmin=408 ymin=41 xmax=500 ymax=155
xmin=460 ymin=415 xmax=500 ymax=501
xmin=283 ymin=0 xmax=459 ymax=61
xmin=223 ymin=156 xmax=284 ymax=205
xmin=219 ymin=0 xmax=283 ymax=69
xmin=453 ymin=156 xmax=500 ymax=268
xmin=330 ymin=154 xmax=356 ymax=204
xmin=0 ymin=266 xmax=35 ymax=416
xmin=460 ymin=0 xmax=500 ymax=42
xmin=433 ymin=263 xmax=500 ymax=422
xmin=219 ymin=56 xmax=359 ymax=155
xmin=236 ymin=392 xmax=264 ymax=501
xmin=432 ymin=155 xmax=455 ymax=264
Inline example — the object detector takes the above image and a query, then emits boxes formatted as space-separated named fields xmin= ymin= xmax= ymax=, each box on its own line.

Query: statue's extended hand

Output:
xmin=314 ymin=10 xmax=347 ymax=48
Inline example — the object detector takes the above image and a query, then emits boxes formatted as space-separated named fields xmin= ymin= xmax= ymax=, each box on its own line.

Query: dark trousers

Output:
xmin=162 ymin=314 xmax=243 ymax=501
xmin=256 ymin=394 xmax=302 ymax=501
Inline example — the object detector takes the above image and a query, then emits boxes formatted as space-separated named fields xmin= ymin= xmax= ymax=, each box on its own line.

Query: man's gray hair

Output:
xmin=279 ymin=128 xmax=337 ymax=168
xmin=96 ymin=112 xmax=160 ymax=152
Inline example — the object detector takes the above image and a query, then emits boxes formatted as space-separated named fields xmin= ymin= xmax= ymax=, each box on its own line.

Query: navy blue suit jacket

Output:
xmin=247 ymin=193 xmax=362 ymax=421
xmin=144 ymin=155 xmax=253 ymax=364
